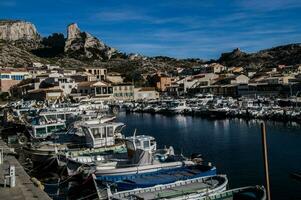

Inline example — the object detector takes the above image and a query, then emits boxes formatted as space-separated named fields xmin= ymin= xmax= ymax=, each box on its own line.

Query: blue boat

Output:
xmin=98 ymin=164 xmax=216 ymax=191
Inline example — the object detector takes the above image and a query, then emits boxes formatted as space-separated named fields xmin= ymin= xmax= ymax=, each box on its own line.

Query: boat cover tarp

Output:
xmin=116 ymin=165 xmax=217 ymax=190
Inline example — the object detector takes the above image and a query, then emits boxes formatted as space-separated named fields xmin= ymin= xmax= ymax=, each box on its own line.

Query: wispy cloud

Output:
xmin=235 ymin=0 xmax=301 ymax=11
xmin=91 ymin=8 xmax=202 ymax=28
xmin=93 ymin=10 xmax=146 ymax=22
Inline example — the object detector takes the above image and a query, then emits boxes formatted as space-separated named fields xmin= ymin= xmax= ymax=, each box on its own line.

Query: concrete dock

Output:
xmin=0 ymin=139 xmax=51 ymax=200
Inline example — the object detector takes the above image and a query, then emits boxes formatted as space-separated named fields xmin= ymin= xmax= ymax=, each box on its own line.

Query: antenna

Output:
xmin=133 ymin=128 xmax=137 ymax=137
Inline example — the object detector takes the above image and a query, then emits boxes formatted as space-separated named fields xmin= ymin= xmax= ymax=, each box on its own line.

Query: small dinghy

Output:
xmin=201 ymin=185 xmax=266 ymax=200
xmin=102 ymin=175 xmax=228 ymax=200
xmin=109 ymin=164 xmax=216 ymax=191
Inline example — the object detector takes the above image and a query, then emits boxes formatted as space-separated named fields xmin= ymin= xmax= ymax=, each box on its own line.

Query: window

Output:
xmin=135 ymin=139 xmax=141 ymax=148
xmin=58 ymin=114 xmax=65 ymax=120
xmin=101 ymin=127 xmax=106 ymax=138
xmin=96 ymin=87 xmax=101 ymax=94
xmin=91 ymin=128 xmax=102 ymax=138
xmin=47 ymin=125 xmax=56 ymax=133
xmin=36 ymin=127 xmax=47 ymax=136
xmin=103 ymin=87 xmax=107 ymax=94
xmin=143 ymin=141 xmax=150 ymax=149
xmin=107 ymin=127 xmax=114 ymax=137
xmin=0 ymin=74 xmax=10 ymax=79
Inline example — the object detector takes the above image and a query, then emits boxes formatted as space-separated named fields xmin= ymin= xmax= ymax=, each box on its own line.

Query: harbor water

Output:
xmin=117 ymin=112 xmax=301 ymax=200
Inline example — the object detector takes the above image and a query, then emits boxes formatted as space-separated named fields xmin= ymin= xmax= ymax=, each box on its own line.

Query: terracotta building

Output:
xmin=0 ymin=68 xmax=30 ymax=93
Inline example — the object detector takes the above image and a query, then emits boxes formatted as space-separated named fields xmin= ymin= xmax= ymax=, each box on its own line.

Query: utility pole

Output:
xmin=261 ymin=122 xmax=271 ymax=200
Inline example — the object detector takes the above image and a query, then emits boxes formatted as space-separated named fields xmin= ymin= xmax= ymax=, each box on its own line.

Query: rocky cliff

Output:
xmin=64 ymin=23 xmax=116 ymax=60
xmin=217 ymin=44 xmax=301 ymax=68
xmin=0 ymin=20 xmax=40 ymax=41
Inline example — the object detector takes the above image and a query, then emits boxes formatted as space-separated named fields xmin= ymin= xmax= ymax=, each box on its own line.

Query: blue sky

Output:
xmin=1 ymin=0 xmax=301 ymax=59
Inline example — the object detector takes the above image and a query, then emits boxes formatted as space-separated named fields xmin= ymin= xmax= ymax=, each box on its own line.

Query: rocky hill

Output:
xmin=0 ymin=19 xmax=301 ymax=76
xmin=64 ymin=23 xmax=117 ymax=60
xmin=217 ymin=44 xmax=301 ymax=69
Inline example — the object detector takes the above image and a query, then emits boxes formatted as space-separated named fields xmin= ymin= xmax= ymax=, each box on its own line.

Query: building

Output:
xmin=107 ymin=72 xmax=124 ymax=84
xmin=134 ymin=87 xmax=159 ymax=100
xmin=230 ymin=74 xmax=249 ymax=84
xmin=84 ymin=67 xmax=107 ymax=81
xmin=214 ymin=74 xmax=249 ymax=85
xmin=228 ymin=67 xmax=244 ymax=74
xmin=166 ymin=82 xmax=184 ymax=96
xmin=178 ymin=73 xmax=219 ymax=93
xmin=10 ymin=78 xmax=37 ymax=98
xmin=264 ymin=75 xmax=296 ymax=85
xmin=40 ymin=76 xmax=77 ymax=95
xmin=76 ymin=81 xmax=113 ymax=99
xmin=156 ymin=76 xmax=178 ymax=92
xmin=0 ymin=68 xmax=30 ymax=93
xmin=24 ymin=88 xmax=63 ymax=101
xmin=70 ymin=72 xmax=97 ymax=82
xmin=206 ymin=63 xmax=226 ymax=74
xmin=113 ymin=83 xmax=134 ymax=100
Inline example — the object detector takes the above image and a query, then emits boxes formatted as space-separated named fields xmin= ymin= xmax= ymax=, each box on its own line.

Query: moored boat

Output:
xmin=104 ymin=175 xmax=228 ymax=200
xmin=201 ymin=185 xmax=266 ymax=200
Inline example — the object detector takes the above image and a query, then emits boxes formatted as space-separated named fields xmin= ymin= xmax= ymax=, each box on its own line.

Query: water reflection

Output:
xmin=118 ymin=112 xmax=301 ymax=200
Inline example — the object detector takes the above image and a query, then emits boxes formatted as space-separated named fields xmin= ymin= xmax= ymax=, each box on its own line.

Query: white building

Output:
xmin=178 ymin=73 xmax=219 ymax=92
xmin=41 ymin=75 xmax=77 ymax=95
xmin=134 ymin=87 xmax=159 ymax=100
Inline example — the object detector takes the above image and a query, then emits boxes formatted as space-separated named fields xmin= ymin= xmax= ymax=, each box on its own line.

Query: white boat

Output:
xmin=102 ymin=175 xmax=228 ymax=200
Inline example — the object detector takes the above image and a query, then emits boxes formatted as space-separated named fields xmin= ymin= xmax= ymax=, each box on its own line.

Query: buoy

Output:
xmin=30 ymin=177 xmax=45 ymax=190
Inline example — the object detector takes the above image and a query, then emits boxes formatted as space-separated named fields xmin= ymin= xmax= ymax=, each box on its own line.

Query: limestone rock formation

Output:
xmin=0 ymin=20 xmax=40 ymax=41
xmin=64 ymin=23 xmax=116 ymax=60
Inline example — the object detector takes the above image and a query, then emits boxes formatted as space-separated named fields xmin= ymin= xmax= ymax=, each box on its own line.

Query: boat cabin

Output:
xmin=29 ymin=116 xmax=66 ymax=139
xmin=125 ymin=135 xmax=157 ymax=153
xmin=81 ymin=122 xmax=125 ymax=148
xmin=39 ymin=110 xmax=80 ymax=122
xmin=31 ymin=122 xmax=66 ymax=139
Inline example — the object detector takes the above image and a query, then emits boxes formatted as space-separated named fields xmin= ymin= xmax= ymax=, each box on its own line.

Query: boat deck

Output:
xmin=134 ymin=179 xmax=218 ymax=199
xmin=111 ymin=176 xmax=226 ymax=200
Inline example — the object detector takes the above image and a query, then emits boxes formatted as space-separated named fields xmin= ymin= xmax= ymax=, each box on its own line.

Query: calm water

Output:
xmin=117 ymin=112 xmax=301 ymax=200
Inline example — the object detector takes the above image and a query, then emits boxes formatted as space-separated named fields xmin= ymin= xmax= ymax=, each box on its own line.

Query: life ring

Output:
xmin=18 ymin=135 xmax=28 ymax=145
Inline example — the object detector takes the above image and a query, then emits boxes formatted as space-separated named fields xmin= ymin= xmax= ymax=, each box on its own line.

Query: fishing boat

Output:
xmin=65 ymin=134 xmax=174 ymax=176
xmin=94 ymin=135 xmax=216 ymax=184
xmin=166 ymin=100 xmax=190 ymax=114
xmin=24 ymin=122 xmax=126 ymax=165
xmin=27 ymin=116 xmax=67 ymax=139
xmin=108 ymin=164 xmax=217 ymax=191
xmin=103 ymin=175 xmax=228 ymax=200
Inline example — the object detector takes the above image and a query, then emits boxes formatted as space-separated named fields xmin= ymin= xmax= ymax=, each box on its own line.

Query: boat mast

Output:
xmin=261 ymin=122 xmax=271 ymax=200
